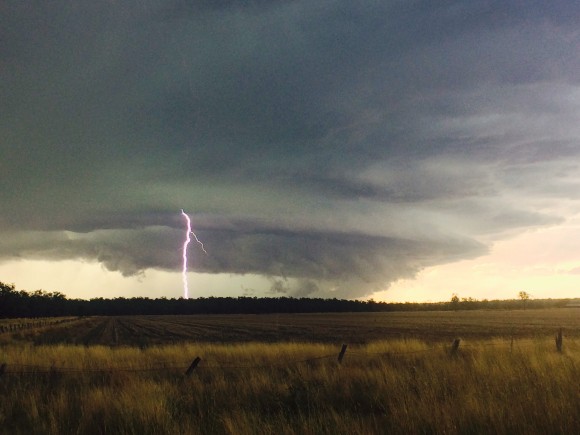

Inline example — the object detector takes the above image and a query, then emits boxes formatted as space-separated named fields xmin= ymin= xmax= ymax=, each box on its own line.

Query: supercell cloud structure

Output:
xmin=1 ymin=1 xmax=580 ymax=297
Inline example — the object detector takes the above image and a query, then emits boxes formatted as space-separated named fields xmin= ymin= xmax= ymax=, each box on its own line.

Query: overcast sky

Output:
xmin=2 ymin=1 xmax=580 ymax=300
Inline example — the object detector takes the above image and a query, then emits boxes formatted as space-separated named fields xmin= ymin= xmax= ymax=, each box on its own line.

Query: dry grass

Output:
xmin=3 ymin=309 xmax=580 ymax=433
xmin=2 ymin=337 xmax=580 ymax=434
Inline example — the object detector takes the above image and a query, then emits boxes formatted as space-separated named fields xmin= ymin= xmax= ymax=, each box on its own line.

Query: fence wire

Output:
xmin=0 ymin=336 xmax=571 ymax=376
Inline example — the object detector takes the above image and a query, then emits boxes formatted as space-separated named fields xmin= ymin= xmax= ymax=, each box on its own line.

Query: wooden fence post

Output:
xmin=337 ymin=344 xmax=348 ymax=364
xmin=556 ymin=328 xmax=563 ymax=353
xmin=450 ymin=338 xmax=461 ymax=355
xmin=185 ymin=357 xmax=201 ymax=376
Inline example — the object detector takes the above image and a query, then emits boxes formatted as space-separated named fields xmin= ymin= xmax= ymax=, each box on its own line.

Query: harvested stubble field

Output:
xmin=3 ymin=308 xmax=580 ymax=346
xmin=2 ymin=309 xmax=580 ymax=434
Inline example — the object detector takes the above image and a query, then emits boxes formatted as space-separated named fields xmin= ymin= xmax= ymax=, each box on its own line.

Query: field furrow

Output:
xmin=6 ymin=308 xmax=580 ymax=347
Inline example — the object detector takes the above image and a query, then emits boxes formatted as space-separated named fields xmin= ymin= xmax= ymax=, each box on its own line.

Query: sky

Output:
xmin=1 ymin=1 xmax=580 ymax=302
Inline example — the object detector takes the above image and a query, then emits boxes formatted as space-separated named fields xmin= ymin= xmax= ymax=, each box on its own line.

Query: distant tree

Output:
xmin=518 ymin=291 xmax=530 ymax=310
xmin=450 ymin=293 xmax=460 ymax=310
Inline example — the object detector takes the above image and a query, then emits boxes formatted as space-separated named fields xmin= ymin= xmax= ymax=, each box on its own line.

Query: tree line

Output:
xmin=0 ymin=281 xmax=576 ymax=318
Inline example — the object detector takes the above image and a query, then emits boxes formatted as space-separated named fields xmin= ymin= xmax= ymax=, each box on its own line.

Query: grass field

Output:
xmin=1 ymin=309 xmax=580 ymax=434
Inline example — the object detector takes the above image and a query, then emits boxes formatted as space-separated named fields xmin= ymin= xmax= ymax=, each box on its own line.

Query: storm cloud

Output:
xmin=1 ymin=1 xmax=579 ymax=297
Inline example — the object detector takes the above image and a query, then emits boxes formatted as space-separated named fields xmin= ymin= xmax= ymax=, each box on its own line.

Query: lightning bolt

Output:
xmin=181 ymin=209 xmax=207 ymax=299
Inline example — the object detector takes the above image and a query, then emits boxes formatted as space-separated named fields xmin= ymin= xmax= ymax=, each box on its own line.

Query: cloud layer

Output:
xmin=1 ymin=1 xmax=579 ymax=297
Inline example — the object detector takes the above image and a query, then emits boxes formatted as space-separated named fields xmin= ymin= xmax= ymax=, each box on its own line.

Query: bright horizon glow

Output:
xmin=0 ymin=259 xmax=274 ymax=300
xmin=378 ymin=217 xmax=580 ymax=303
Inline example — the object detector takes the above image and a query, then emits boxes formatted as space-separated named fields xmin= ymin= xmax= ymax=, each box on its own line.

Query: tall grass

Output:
xmin=1 ymin=339 xmax=580 ymax=434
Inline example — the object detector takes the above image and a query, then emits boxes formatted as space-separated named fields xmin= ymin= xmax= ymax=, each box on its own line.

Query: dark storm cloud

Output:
xmin=1 ymin=1 xmax=579 ymax=297
xmin=0 ymin=220 xmax=486 ymax=297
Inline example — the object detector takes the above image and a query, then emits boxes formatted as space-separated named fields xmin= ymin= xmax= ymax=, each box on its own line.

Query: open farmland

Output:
xmin=3 ymin=309 xmax=580 ymax=434
xmin=3 ymin=308 xmax=580 ymax=346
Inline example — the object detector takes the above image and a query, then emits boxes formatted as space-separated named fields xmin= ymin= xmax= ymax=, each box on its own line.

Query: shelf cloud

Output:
xmin=1 ymin=1 xmax=579 ymax=297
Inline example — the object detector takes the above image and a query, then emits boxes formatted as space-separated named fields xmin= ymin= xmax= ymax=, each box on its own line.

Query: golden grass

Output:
xmin=2 ymin=338 xmax=580 ymax=434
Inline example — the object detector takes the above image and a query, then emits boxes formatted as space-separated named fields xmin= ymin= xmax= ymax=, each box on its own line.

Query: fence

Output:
xmin=0 ymin=317 xmax=80 ymax=334
xmin=0 ymin=329 xmax=569 ymax=379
